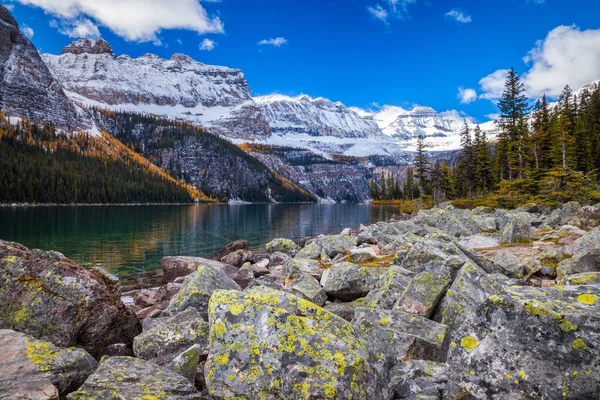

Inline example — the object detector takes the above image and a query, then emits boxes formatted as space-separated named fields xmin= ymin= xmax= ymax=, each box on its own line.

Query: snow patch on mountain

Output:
xmin=43 ymin=41 xmax=270 ymax=139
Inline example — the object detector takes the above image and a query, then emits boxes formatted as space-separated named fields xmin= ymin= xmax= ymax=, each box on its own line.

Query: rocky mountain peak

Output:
xmin=0 ymin=5 xmax=86 ymax=131
xmin=170 ymin=53 xmax=195 ymax=63
xmin=62 ymin=38 xmax=114 ymax=56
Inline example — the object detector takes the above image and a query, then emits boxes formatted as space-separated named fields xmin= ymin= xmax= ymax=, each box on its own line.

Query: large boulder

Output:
xmin=287 ymin=273 xmax=327 ymax=306
xmin=133 ymin=308 xmax=209 ymax=366
xmin=500 ymin=217 xmax=533 ymax=243
xmin=321 ymin=262 xmax=385 ymax=301
xmin=432 ymin=263 xmax=504 ymax=330
xmin=353 ymin=307 xmax=451 ymax=367
xmin=161 ymin=256 xmax=237 ymax=283
xmin=67 ymin=356 xmax=200 ymax=399
xmin=282 ymin=258 xmax=326 ymax=280
xmin=558 ymin=226 xmax=600 ymax=278
xmin=445 ymin=285 xmax=600 ymax=399
xmin=388 ymin=360 xmax=448 ymax=400
xmin=296 ymin=235 xmax=357 ymax=260
xmin=266 ymin=238 xmax=300 ymax=256
xmin=394 ymin=236 xmax=476 ymax=275
xmin=491 ymin=252 xmax=526 ymax=279
xmin=0 ymin=329 xmax=97 ymax=399
xmin=205 ymin=288 xmax=390 ymax=399
xmin=162 ymin=262 xmax=240 ymax=319
xmin=394 ymin=262 xmax=452 ymax=318
xmin=0 ymin=241 xmax=140 ymax=357
xmin=416 ymin=207 xmax=481 ymax=238
xmin=212 ymin=239 xmax=248 ymax=261
xmin=364 ymin=266 xmax=415 ymax=310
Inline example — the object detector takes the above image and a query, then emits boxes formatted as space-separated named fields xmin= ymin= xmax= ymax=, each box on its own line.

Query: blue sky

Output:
xmin=8 ymin=0 xmax=600 ymax=122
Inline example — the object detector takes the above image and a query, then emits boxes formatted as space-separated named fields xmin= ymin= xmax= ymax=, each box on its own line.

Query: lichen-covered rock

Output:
xmin=394 ymin=236 xmax=475 ymax=275
xmin=547 ymin=201 xmax=583 ymax=228
xmin=432 ymin=263 xmax=503 ymax=330
xmin=296 ymin=235 xmax=357 ymax=260
xmin=0 ymin=240 xmax=140 ymax=357
xmin=266 ymin=238 xmax=301 ymax=256
xmin=558 ymin=226 xmax=600 ymax=278
xmin=205 ymin=288 xmax=390 ymax=399
xmin=324 ymin=300 xmax=363 ymax=321
xmin=564 ymin=272 xmax=600 ymax=286
xmin=491 ymin=252 xmax=526 ymax=279
xmin=221 ymin=249 xmax=255 ymax=268
xmin=417 ymin=208 xmax=481 ymax=238
xmin=321 ymin=262 xmax=385 ymax=301
xmin=233 ymin=262 xmax=255 ymax=289
xmin=282 ymin=258 xmax=325 ymax=280
xmin=349 ymin=246 xmax=378 ymax=263
xmin=288 ymin=273 xmax=327 ymax=306
xmin=0 ymin=329 xmax=97 ymax=399
xmin=168 ymin=344 xmax=203 ymax=383
xmin=161 ymin=256 xmax=237 ymax=283
xmin=352 ymin=307 xmax=450 ymax=366
xmin=458 ymin=235 xmax=500 ymax=250
xmin=163 ymin=263 xmax=241 ymax=319
xmin=388 ymin=360 xmax=448 ymax=400
xmin=67 ymin=356 xmax=200 ymax=399
xmin=364 ymin=266 xmax=414 ymax=310
xmin=394 ymin=262 xmax=452 ymax=318
xmin=500 ymin=217 xmax=533 ymax=243
xmin=133 ymin=308 xmax=209 ymax=366
xmin=445 ymin=285 xmax=600 ymax=399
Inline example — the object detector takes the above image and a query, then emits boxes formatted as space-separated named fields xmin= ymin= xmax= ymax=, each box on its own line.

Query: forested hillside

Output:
xmin=0 ymin=114 xmax=210 ymax=204
xmin=371 ymin=70 xmax=600 ymax=209
xmin=90 ymin=109 xmax=316 ymax=203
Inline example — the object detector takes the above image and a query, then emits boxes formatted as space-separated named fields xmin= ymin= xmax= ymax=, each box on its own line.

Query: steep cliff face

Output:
xmin=43 ymin=39 xmax=271 ymax=139
xmin=0 ymin=5 xmax=83 ymax=130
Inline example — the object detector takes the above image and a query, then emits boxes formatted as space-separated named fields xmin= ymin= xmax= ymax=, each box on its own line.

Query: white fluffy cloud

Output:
xmin=200 ymin=38 xmax=215 ymax=51
xmin=258 ymin=37 xmax=287 ymax=47
xmin=445 ymin=9 xmax=472 ymax=23
xmin=458 ymin=87 xmax=477 ymax=104
xmin=55 ymin=18 xmax=101 ymax=39
xmin=440 ymin=109 xmax=475 ymax=125
xmin=13 ymin=0 xmax=223 ymax=42
xmin=367 ymin=0 xmax=416 ymax=24
xmin=21 ymin=24 xmax=34 ymax=38
xmin=479 ymin=25 xmax=600 ymax=100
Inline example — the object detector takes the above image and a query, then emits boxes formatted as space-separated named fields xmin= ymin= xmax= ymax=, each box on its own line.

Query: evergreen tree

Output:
xmin=413 ymin=135 xmax=430 ymax=196
xmin=473 ymin=125 xmax=493 ymax=193
xmin=456 ymin=120 xmax=475 ymax=196
xmin=497 ymin=67 xmax=530 ymax=181
xmin=439 ymin=161 xmax=456 ymax=200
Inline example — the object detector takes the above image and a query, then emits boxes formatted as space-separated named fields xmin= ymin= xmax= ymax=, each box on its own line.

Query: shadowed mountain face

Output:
xmin=0 ymin=6 xmax=84 ymax=131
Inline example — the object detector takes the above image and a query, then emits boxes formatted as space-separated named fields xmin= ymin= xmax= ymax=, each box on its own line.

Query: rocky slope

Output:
xmin=43 ymin=39 xmax=270 ymax=140
xmin=2 ymin=202 xmax=600 ymax=398
xmin=0 ymin=5 xmax=85 ymax=131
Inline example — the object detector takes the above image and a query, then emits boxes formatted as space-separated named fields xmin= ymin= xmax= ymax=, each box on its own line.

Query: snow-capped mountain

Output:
xmin=43 ymin=39 xmax=270 ymax=139
xmin=255 ymin=94 xmax=382 ymax=139
xmin=0 ymin=6 xmax=85 ymax=130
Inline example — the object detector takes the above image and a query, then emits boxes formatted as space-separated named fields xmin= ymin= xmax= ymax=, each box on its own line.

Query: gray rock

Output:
xmin=265 ymin=238 xmax=301 ymax=256
xmin=282 ymin=258 xmax=325 ymax=280
xmin=500 ymin=217 xmax=533 ymax=243
xmin=220 ymin=249 xmax=255 ymax=268
xmin=269 ymin=251 xmax=291 ymax=265
xmin=161 ymin=256 xmax=238 ymax=283
xmin=288 ymin=273 xmax=327 ymax=306
xmin=364 ymin=266 xmax=415 ymax=310
xmin=388 ymin=360 xmax=448 ymax=400
xmin=212 ymin=239 xmax=248 ymax=261
xmin=0 ymin=329 xmax=97 ymax=399
xmin=458 ymin=234 xmax=500 ymax=250
xmin=559 ymin=226 xmax=600 ymax=277
xmin=432 ymin=263 xmax=504 ymax=330
xmin=564 ymin=272 xmax=600 ymax=286
xmin=491 ymin=252 xmax=526 ymax=279
xmin=205 ymin=288 xmax=390 ymax=399
xmin=394 ymin=262 xmax=452 ymax=318
xmin=233 ymin=262 xmax=255 ymax=289
xmin=67 ymin=356 xmax=200 ymax=399
xmin=296 ymin=235 xmax=357 ymax=260
xmin=0 ymin=240 xmax=140 ymax=357
xmin=353 ymin=307 xmax=451 ymax=366
xmin=323 ymin=300 xmax=363 ymax=321
xmin=394 ymin=237 xmax=476 ymax=275
xmin=445 ymin=285 xmax=600 ymax=399
xmin=416 ymin=208 xmax=481 ymax=238
xmin=163 ymin=262 xmax=241 ymax=319
xmin=133 ymin=309 xmax=209 ymax=366
xmin=168 ymin=344 xmax=203 ymax=383
xmin=349 ymin=246 xmax=378 ymax=263
xmin=321 ymin=262 xmax=385 ymax=301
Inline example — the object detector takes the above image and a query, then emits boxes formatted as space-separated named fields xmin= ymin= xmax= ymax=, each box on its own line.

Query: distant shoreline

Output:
xmin=0 ymin=201 xmax=325 ymax=207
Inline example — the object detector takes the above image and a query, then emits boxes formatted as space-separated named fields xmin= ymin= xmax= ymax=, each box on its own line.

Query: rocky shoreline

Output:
xmin=1 ymin=201 xmax=599 ymax=399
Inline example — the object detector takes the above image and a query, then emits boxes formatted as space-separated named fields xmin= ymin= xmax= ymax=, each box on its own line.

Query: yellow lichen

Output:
xmin=213 ymin=321 xmax=227 ymax=337
xmin=572 ymin=338 xmax=588 ymax=351
xmin=559 ymin=320 xmax=578 ymax=332
xmin=576 ymin=294 xmax=597 ymax=305
xmin=379 ymin=316 xmax=390 ymax=325
xmin=460 ymin=336 xmax=478 ymax=351
xmin=228 ymin=304 xmax=245 ymax=316
xmin=214 ymin=352 xmax=230 ymax=365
